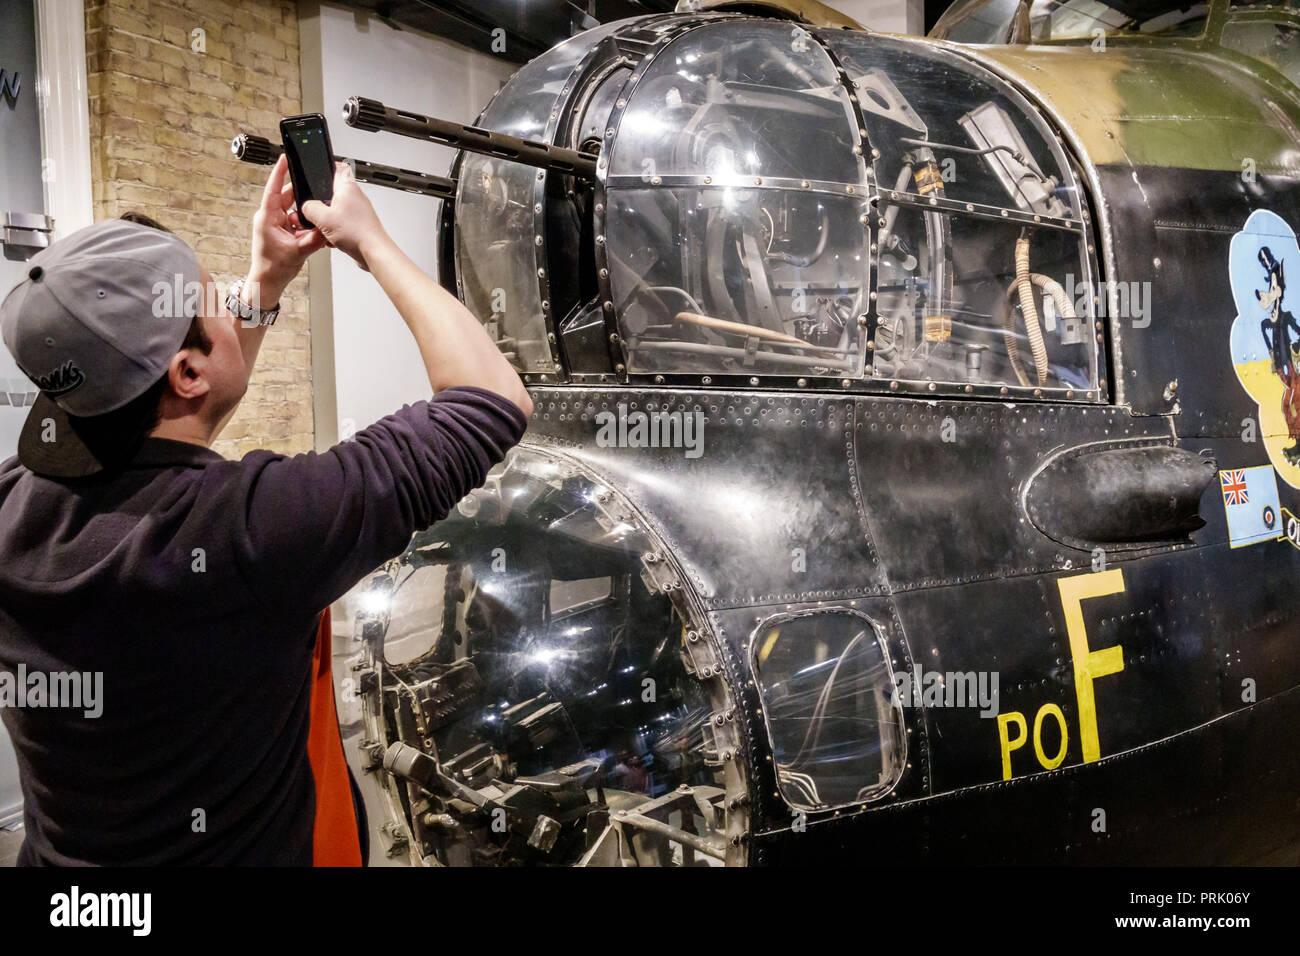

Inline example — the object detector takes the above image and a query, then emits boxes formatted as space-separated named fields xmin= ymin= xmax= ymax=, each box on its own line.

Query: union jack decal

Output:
xmin=1221 ymin=469 xmax=1250 ymax=506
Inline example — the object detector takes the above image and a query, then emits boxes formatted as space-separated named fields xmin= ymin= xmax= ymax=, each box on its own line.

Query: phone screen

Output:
xmin=280 ymin=114 xmax=335 ymax=228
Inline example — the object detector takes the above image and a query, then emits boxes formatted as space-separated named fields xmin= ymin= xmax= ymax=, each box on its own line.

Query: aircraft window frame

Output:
xmin=340 ymin=445 xmax=754 ymax=866
xmin=929 ymin=0 xmax=1212 ymax=43
xmin=584 ymin=19 xmax=1107 ymax=402
xmin=749 ymin=608 xmax=907 ymax=813
xmin=1219 ymin=13 xmax=1300 ymax=89
xmin=451 ymin=17 xmax=656 ymax=377
xmin=825 ymin=32 xmax=1103 ymax=399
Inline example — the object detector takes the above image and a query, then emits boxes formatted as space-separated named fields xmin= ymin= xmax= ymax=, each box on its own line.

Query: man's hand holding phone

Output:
xmin=302 ymin=163 xmax=392 ymax=274
xmin=247 ymin=154 xmax=327 ymax=306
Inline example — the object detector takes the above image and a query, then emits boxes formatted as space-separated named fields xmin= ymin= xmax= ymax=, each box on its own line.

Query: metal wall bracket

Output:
xmin=2 ymin=212 xmax=54 ymax=258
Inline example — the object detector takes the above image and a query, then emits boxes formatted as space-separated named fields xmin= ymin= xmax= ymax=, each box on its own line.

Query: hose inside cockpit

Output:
xmin=1005 ymin=234 xmax=1052 ymax=387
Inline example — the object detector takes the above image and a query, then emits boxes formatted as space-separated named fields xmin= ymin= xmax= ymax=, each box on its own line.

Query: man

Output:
xmin=0 ymin=157 xmax=532 ymax=865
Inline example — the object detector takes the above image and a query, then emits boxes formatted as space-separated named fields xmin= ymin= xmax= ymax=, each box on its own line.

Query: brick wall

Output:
xmin=84 ymin=0 xmax=313 ymax=458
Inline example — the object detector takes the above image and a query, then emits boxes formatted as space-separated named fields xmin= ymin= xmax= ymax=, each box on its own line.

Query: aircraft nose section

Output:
xmin=337 ymin=443 xmax=750 ymax=866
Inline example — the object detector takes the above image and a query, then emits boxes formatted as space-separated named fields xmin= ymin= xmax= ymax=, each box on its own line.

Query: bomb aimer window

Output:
xmin=751 ymin=610 xmax=905 ymax=811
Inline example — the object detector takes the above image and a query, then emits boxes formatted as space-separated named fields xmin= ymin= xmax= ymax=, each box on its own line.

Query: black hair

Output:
xmin=119 ymin=210 xmax=173 ymax=233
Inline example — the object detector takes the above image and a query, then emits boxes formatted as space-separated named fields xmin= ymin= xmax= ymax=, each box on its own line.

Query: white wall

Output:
xmin=0 ymin=0 xmax=94 ymax=830
xmin=824 ymin=0 xmax=926 ymax=35
xmin=299 ymin=2 xmax=515 ymax=445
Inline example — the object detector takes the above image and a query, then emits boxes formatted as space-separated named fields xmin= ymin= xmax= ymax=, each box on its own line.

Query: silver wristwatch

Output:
xmin=226 ymin=278 xmax=281 ymax=327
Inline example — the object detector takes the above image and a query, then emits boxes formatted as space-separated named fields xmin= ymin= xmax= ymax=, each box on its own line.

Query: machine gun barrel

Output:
xmin=229 ymin=133 xmax=457 ymax=201
xmin=342 ymin=95 xmax=599 ymax=179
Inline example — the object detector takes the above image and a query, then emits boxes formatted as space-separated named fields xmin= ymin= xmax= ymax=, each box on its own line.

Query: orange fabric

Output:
xmin=306 ymin=607 xmax=363 ymax=866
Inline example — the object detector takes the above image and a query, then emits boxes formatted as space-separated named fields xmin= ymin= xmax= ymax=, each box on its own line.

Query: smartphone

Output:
xmin=280 ymin=113 xmax=336 ymax=229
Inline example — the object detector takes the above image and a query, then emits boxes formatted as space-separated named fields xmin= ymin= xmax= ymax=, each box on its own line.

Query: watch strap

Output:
xmin=227 ymin=278 xmax=281 ymax=327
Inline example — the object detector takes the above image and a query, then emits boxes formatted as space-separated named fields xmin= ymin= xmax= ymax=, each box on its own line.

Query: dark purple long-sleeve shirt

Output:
xmin=0 ymin=386 xmax=527 ymax=865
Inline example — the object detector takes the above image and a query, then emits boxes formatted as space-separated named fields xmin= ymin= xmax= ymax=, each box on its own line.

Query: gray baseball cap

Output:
xmin=0 ymin=219 xmax=201 ymax=477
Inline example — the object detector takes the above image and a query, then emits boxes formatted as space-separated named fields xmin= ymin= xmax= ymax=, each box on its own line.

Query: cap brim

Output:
xmin=18 ymin=391 xmax=144 ymax=479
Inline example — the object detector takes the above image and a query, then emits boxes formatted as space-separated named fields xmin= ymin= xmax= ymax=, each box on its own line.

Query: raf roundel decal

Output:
xmin=1229 ymin=209 xmax=1300 ymax=488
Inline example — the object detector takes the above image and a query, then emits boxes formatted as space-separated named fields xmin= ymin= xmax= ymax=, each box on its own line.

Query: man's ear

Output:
xmin=166 ymin=347 xmax=212 ymax=402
